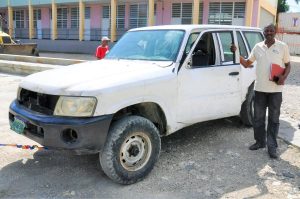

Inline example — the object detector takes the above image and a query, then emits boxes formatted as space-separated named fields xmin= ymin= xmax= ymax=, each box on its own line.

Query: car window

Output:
xmin=243 ymin=31 xmax=263 ymax=51
xmin=237 ymin=31 xmax=248 ymax=59
xmin=185 ymin=33 xmax=200 ymax=54
xmin=191 ymin=32 xmax=216 ymax=68
xmin=1 ymin=36 xmax=12 ymax=44
xmin=218 ymin=31 xmax=234 ymax=64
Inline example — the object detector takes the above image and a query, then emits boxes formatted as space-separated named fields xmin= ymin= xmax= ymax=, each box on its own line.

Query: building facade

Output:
xmin=0 ymin=0 xmax=278 ymax=53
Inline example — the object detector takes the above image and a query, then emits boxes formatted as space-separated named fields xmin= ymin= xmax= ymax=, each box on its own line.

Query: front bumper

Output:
xmin=9 ymin=100 xmax=113 ymax=154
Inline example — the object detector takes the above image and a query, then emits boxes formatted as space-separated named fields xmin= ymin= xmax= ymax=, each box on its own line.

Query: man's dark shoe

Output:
xmin=268 ymin=148 xmax=278 ymax=159
xmin=249 ymin=142 xmax=266 ymax=150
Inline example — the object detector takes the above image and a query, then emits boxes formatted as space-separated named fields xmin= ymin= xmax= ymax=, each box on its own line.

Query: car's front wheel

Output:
xmin=100 ymin=116 xmax=161 ymax=184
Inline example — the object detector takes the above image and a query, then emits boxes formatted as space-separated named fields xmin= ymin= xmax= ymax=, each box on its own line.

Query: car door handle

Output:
xmin=229 ymin=72 xmax=239 ymax=76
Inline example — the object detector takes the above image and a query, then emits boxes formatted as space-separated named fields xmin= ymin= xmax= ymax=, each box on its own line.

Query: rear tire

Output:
xmin=240 ymin=83 xmax=254 ymax=126
xmin=32 ymin=48 xmax=39 ymax=56
xmin=100 ymin=116 xmax=161 ymax=184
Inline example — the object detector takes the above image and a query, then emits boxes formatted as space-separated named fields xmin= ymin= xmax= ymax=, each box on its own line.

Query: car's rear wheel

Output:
xmin=100 ymin=116 xmax=161 ymax=184
xmin=240 ymin=83 xmax=254 ymax=126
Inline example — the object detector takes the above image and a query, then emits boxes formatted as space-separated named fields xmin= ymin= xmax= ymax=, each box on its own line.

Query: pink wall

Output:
xmin=252 ymin=0 xmax=260 ymax=27
xmin=203 ymin=0 xmax=209 ymax=24
xmin=162 ymin=0 xmax=172 ymax=24
xmin=156 ymin=1 xmax=163 ymax=25
xmin=125 ymin=2 xmax=130 ymax=29
xmin=91 ymin=4 xmax=101 ymax=29
xmin=41 ymin=7 xmax=50 ymax=29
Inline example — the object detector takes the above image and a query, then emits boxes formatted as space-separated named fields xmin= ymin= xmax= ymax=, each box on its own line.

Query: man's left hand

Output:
xmin=276 ymin=75 xmax=286 ymax=85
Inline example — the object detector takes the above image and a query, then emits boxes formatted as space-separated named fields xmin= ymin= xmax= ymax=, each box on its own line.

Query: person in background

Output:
xmin=231 ymin=23 xmax=291 ymax=159
xmin=96 ymin=36 xmax=110 ymax=60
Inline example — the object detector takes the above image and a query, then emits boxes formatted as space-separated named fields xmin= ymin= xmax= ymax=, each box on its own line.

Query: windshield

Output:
xmin=106 ymin=30 xmax=185 ymax=61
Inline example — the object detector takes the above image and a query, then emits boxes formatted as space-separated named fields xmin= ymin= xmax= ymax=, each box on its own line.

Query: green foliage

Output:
xmin=277 ymin=0 xmax=290 ymax=13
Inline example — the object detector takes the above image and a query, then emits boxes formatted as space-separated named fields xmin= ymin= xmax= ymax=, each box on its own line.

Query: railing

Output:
xmin=11 ymin=28 xmax=129 ymax=41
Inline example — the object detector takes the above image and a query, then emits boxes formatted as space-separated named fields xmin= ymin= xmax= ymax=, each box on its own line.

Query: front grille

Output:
xmin=18 ymin=88 xmax=59 ymax=115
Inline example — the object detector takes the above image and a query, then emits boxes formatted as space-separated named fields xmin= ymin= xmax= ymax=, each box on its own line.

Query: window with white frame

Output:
xmin=71 ymin=7 xmax=79 ymax=28
xmin=172 ymin=3 xmax=192 ymax=24
xmin=57 ymin=8 xmax=67 ymax=28
xmin=130 ymin=4 xmax=147 ymax=28
xmin=208 ymin=2 xmax=245 ymax=25
xmin=13 ymin=10 xmax=25 ymax=28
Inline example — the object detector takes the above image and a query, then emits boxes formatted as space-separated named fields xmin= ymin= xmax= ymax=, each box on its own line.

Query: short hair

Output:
xmin=264 ymin=23 xmax=276 ymax=31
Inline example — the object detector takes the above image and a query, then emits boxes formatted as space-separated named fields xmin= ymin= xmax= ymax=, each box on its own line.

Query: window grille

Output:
xmin=130 ymin=4 xmax=147 ymax=28
xmin=71 ymin=7 xmax=79 ymax=28
xmin=103 ymin=6 xmax=110 ymax=19
xmin=117 ymin=5 xmax=125 ymax=28
xmin=14 ymin=10 xmax=25 ymax=28
xmin=171 ymin=3 xmax=192 ymax=24
xmin=102 ymin=5 xmax=125 ymax=28
xmin=85 ymin=7 xmax=90 ymax=19
xmin=208 ymin=2 xmax=245 ymax=25
xmin=199 ymin=2 xmax=203 ymax=23
xmin=57 ymin=8 xmax=67 ymax=28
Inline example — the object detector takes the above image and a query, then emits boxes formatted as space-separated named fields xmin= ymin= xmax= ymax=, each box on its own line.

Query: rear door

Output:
xmin=177 ymin=29 xmax=242 ymax=124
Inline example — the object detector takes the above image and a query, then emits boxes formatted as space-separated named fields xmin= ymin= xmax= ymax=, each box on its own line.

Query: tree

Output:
xmin=277 ymin=0 xmax=289 ymax=13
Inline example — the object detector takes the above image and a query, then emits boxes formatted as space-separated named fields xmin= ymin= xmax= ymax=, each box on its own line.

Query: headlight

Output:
xmin=54 ymin=96 xmax=97 ymax=117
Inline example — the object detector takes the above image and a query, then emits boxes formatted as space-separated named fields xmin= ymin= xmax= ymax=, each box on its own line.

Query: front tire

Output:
xmin=240 ymin=84 xmax=254 ymax=126
xmin=100 ymin=116 xmax=161 ymax=184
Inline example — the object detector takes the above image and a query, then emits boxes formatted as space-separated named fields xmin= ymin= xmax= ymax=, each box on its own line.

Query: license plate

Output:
xmin=10 ymin=117 xmax=26 ymax=134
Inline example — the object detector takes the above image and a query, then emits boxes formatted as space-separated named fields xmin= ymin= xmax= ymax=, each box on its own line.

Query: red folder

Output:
xmin=269 ymin=63 xmax=285 ymax=83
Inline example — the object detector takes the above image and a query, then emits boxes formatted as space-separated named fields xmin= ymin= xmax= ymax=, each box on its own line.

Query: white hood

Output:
xmin=20 ymin=59 xmax=173 ymax=96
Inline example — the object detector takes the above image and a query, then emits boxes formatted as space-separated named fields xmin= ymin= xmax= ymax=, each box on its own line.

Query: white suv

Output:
xmin=9 ymin=25 xmax=264 ymax=184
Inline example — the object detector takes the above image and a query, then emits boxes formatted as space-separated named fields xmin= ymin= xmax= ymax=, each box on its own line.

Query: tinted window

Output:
xmin=243 ymin=31 xmax=263 ymax=51
xmin=237 ymin=31 xmax=248 ymax=58
xmin=192 ymin=32 xmax=215 ymax=67
xmin=2 ymin=36 xmax=12 ymax=44
xmin=218 ymin=32 xmax=234 ymax=63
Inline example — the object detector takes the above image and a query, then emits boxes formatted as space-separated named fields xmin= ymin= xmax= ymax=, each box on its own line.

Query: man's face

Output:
xmin=102 ymin=40 xmax=108 ymax=45
xmin=263 ymin=26 xmax=276 ymax=41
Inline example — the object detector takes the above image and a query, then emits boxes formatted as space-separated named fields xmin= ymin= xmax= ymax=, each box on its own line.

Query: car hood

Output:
xmin=20 ymin=59 xmax=174 ymax=96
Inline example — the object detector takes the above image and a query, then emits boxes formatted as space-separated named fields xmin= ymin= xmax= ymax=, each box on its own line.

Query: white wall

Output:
xmin=277 ymin=33 xmax=300 ymax=55
xmin=259 ymin=8 xmax=275 ymax=28
xmin=278 ymin=12 xmax=300 ymax=33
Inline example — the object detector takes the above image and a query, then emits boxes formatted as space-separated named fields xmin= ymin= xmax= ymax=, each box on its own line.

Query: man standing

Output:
xmin=232 ymin=24 xmax=291 ymax=159
xmin=95 ymin=36 xmax=110 ymax=60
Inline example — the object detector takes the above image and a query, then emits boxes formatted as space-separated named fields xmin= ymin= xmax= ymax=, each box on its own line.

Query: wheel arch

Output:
xmin=111 ymin=102 xmax=168 ymax=136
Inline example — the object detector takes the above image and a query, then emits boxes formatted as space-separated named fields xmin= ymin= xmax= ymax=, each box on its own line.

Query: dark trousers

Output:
xmin=253 ymin=91 xmax=282 ymax=150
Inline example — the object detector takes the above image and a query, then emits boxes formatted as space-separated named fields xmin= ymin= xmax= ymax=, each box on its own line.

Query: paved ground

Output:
xmin=40 ymin=52 xmax=96 ymax=61
xmin=0 ymin=56 xmax=299 ymax=198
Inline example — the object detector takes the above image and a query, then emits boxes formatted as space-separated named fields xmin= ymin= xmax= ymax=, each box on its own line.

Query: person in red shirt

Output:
xmin=95 ymin=36 xmax=110 ymax=59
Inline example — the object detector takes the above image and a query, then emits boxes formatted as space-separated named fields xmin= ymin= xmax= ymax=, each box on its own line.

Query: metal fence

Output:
xmin=11 ymin=28 xmax=128 ymax=41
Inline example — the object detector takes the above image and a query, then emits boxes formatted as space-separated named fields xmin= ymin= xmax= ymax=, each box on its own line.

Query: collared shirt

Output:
xmin=249 ymin=39 xmax=290 ymax=93
xmin=95 ymin=45 xmax=109 ymax=59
